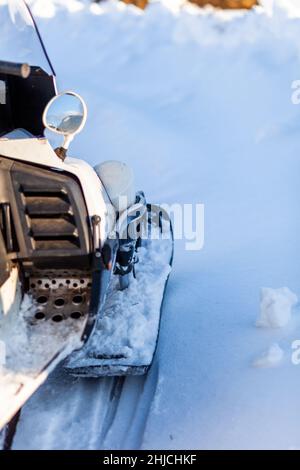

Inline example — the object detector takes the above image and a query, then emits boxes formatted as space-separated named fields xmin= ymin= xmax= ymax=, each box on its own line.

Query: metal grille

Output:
xmin=28 ymin=270 xmax=92 ymax=323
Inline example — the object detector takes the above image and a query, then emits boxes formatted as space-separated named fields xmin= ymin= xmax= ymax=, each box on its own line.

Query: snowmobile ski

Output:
xmin=65 ymin=205 xmax=174 ymax=377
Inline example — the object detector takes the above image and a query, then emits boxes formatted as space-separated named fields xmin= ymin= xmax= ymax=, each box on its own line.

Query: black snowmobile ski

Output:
xmin=65 ymin=206 xmax=174 ymax=377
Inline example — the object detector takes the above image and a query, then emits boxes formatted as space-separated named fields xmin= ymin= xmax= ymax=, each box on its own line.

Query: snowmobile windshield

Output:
xmin=0 ymin=0 xmax=54 ymax=76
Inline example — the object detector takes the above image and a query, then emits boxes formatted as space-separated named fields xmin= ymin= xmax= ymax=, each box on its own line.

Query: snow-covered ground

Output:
xmin=7 ymin=0 xmax=300 ymax=449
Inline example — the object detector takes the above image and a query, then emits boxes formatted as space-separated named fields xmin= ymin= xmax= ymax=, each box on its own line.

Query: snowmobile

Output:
xmin=0 ymin=0 xmax=173 ymax=430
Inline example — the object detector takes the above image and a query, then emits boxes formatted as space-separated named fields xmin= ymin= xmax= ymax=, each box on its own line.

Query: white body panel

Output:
xmin=0 ymin=136 xmax=116 ymax=242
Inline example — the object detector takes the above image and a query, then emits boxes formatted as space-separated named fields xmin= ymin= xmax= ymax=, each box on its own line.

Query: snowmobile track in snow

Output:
xmin=0 ymin=379 xmax=126 ymax=450
xmin=0 ymin=371 xmax=153 ymax=449
xmin=100 ymin=376 xmax=126 ymax=442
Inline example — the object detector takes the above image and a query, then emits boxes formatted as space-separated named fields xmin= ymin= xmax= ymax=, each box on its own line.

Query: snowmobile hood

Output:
xmin=0 ymin=0 xmax=55 ymax=76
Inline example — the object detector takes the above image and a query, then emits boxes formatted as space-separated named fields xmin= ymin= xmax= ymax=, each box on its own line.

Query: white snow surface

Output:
xmin=257 ymin=287 xmax=298 ymax=328
xmin=7 ymin=0 xmax=300 ymax=450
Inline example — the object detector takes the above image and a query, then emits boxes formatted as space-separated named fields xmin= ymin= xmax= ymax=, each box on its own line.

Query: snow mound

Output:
xmin=253 ymin=343 xmax=284 ymax=368
xmin=256 ymin=287 xmax=298 ymax=329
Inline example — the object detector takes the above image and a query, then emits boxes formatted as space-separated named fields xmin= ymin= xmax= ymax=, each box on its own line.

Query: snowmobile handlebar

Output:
xmin=0 ymin=60 xmax=31 ymax=79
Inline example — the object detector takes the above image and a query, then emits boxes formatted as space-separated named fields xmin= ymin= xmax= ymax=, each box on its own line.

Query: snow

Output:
xmin=253 ymin=343 xmax=284 ymax=368
xmin=257 ymin=287 xmax=298 ymax=328
xmin=5 ymin=0 xmax=300 ymax=450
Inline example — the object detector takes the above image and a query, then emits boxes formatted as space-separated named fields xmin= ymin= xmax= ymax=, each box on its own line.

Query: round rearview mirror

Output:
xmin=43 ymin=91 xmax=87 ymax=159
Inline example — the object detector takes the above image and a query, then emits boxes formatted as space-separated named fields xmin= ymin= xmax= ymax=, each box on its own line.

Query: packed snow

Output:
xmin=2 ymin=0 xmax=300 ymax=450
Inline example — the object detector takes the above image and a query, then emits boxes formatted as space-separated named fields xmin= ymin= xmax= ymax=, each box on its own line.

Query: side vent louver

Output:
xmin=8 ymin=161 xmax=91 ymax=266
xmin=22 ymin=189 xmax=80 ymax=251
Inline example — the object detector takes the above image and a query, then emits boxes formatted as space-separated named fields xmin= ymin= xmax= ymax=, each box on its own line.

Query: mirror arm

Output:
xmin=63 ymin=134 xmax=74 ymax=149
